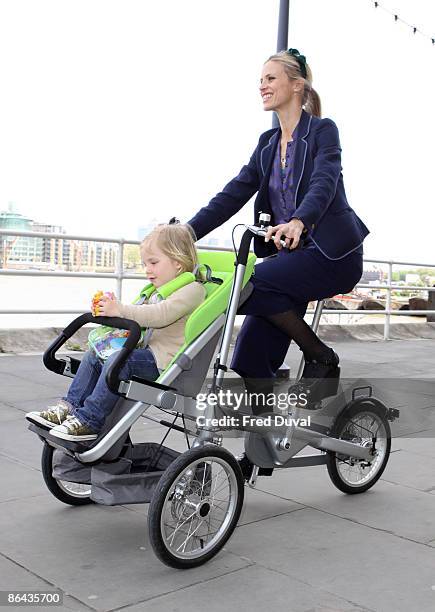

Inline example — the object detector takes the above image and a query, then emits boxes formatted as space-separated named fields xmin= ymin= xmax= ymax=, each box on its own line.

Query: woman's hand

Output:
xmin=264 ymin=219 xmax=305 ymax=250
xmin=97 ymin=294 xmax=122 ymax=317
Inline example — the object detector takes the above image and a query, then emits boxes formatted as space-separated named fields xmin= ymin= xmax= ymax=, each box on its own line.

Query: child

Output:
xmin=26 ymin=224 xmax=206 ymax=441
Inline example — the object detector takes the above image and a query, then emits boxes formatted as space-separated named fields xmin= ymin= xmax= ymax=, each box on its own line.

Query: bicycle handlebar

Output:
xmin=43 ymin=313 xmax=142 ymax=394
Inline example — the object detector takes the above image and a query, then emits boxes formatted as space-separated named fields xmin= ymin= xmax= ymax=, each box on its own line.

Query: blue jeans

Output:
xmin=63 ymin=348 xmax=160 ymax=432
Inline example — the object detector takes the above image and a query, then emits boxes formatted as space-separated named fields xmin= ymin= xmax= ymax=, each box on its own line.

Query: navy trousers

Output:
xmin=231 ymin=246 xmax=363 ymax=379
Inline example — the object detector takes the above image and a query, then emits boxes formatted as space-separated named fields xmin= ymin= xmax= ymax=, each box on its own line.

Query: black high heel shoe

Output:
xmin=290 ymin=350 xmax=340 ymax=406
xmin=236 ymin=453 xmax=274 ymax=480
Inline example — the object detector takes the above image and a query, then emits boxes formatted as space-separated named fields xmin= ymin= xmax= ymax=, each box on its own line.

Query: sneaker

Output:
xmin=26 ymin=401 xmax=72 ymax=428
xmin=50 ymin=415 xmax=98 ymax=441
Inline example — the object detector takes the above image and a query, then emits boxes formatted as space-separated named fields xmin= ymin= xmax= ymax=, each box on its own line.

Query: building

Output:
xmin=0 ymin=203 xmax=41 ymax=267
xmin=360 ymin=268 xmax=383 ymax=283
xmin=0 ymin=203 xmax=117 ymax=270
xmin=137 ymin=218 xmax=162 ymax=241
xmin=32 ymin=222 xmax=70 ymax=267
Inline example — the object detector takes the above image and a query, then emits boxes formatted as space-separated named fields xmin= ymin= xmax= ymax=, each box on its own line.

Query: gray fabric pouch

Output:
xmin=52 ymin=448 xmax=92 ymax=484
xmin=90 ymin=443 xmax=180 ymax=505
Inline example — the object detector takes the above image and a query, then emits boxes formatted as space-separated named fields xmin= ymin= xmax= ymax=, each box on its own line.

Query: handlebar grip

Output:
xmin=43 ymin=313 xmax=142 ymax=394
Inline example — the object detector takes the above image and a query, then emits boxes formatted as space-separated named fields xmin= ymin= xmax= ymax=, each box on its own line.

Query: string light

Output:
xmin=372 ymin=1 xmax=434 ymax=46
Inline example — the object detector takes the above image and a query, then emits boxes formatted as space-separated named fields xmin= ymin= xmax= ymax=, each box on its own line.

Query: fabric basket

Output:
xmin=90 ymin=443 xmax=180 ymax=505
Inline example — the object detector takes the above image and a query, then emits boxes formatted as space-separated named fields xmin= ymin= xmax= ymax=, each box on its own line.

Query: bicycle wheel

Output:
xmin=148 ymin=445 xmax=244 ymax=569
xmin=326 ymin=401 xmax=391 ymax=494
xmin=41 ymin=443 xmax=93 ymax=506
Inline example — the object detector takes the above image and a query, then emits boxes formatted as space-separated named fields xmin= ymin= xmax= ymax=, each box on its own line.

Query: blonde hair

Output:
xmin=265 ymin=50 xmax=321 ymax=118
xmin=141 ymin=224 xmax=198 ymax=274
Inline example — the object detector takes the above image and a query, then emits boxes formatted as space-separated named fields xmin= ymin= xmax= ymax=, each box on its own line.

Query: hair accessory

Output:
xmin=286 ymin=48 xmax=307 ymax=79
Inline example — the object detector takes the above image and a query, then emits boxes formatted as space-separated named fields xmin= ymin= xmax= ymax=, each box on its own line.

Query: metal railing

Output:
xmin=1 ymin=228 xmax=434 ymax=340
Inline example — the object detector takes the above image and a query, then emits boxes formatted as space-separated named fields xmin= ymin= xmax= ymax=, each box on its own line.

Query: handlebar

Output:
xmin=43 ymin=313 xmax=143 ymax=394
xmin=237 ymin=223 xmax=302 ymax=265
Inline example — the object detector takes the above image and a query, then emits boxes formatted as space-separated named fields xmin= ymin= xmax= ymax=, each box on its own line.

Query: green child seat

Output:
xmin=156 ymin=250 xmax=256 ymax=395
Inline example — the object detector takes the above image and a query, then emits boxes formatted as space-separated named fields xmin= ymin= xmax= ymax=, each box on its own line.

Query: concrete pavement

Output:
xmin=0 ymin=337 xmax=435 ymax=612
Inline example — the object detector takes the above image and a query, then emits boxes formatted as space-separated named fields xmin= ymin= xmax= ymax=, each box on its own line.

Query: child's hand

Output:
xmin=97 ymin=293 xmax=121 ymax=317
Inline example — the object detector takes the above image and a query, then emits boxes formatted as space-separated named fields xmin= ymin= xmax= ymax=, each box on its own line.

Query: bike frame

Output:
xmin=33 ymin=225 xmax=383 ymax=469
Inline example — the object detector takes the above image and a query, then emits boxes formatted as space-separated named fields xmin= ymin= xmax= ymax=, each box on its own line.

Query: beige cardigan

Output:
xmin=118 ymin=282 xmax=206 ymax=370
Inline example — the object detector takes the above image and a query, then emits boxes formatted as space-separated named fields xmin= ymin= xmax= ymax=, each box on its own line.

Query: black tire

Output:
xmin=41 ymin=443 xmax=93 ymax=506
xmin=326 ymin=400 xmax=391 ymax=494
xmin=148 ymin=445 xmax=244 ymax=569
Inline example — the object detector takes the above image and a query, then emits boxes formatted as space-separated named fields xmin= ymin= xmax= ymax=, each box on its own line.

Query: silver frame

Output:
xmin=69 ymin=224 xmax=377 ymax=467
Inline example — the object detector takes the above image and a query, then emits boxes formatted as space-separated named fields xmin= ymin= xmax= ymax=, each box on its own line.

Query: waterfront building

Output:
xmin=32 ymin=222 xmax=69 ymax=267
xmin=0 ymin=203 xmax=117 ymax=270
xmin=0 ymin=203 xmax=40 ymax=267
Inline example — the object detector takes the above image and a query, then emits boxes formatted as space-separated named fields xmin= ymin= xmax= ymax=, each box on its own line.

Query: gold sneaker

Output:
xmin=26 ymin=401 xmax=72 ymax=428
xmin=50 ymin=415 xmax=98 ymax=441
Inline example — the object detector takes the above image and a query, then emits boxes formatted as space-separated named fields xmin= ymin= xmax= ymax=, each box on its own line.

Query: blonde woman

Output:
xmin=188 ymin=49 xmax=368 ymax=411
xmin=27 ymin=224 xmax=206 ymax=440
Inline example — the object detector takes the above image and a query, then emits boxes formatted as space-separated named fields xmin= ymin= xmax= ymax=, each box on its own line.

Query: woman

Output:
xmin=187 ymin=48 xmax=369 ymax=413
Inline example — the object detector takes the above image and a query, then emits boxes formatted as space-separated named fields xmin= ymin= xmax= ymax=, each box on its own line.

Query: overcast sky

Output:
xmin=0 ymin=0 xmax=434 ymax=263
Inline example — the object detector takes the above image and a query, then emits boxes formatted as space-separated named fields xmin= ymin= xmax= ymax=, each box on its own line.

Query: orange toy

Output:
xmin=92 ymin=291 xmax=114 ymax=316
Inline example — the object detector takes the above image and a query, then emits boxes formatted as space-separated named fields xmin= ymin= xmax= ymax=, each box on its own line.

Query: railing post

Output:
xmin=116 ymin=239 xmax=124 ymax=301
xmin=384 ymin=261 xmax=393 ymax=341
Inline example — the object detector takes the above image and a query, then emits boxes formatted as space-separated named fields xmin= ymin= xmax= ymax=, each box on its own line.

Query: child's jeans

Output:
xmin=63 ymin=348 xmax=160 ymax=432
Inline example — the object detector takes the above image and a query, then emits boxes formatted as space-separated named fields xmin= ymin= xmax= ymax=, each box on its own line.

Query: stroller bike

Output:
xmin=27 ymin=221 xmax=399 ymax=568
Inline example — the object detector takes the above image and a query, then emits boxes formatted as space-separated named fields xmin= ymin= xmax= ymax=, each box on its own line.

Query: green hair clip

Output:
xmin=286 ymin=48 xmax=307 ymax=79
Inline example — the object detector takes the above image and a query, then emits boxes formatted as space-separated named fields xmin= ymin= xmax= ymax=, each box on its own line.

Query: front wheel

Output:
xmin=326 ymin=401 xmax=391 ymax=494
xmin=41 ymin=443 xmax=93 ymax=506
xmin=148 ymin=445 xmax=244 ymax=569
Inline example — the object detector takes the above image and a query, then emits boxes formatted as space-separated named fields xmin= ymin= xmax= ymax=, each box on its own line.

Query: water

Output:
xmin=0 ymin=276 xmax=147 ymax=328
xmin=0 ymin=276 xmax=424 ymax=329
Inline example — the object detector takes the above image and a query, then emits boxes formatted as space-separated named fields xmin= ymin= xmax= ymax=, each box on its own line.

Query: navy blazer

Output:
xmin=187 ymin=109 xmax=369 ymax=260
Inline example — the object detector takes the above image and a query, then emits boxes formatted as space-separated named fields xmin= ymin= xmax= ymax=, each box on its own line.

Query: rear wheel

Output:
xmin=148 ymin=445 xmax=244 ymax=569
xmin=326 ymin=401 xmax=391 ymax=494
xmin=41 ymin=443 xmax=93 ymax=506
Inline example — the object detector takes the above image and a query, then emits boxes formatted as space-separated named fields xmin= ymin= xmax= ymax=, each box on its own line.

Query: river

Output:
xmin=0 ymin=276 xmax=423 ymax=329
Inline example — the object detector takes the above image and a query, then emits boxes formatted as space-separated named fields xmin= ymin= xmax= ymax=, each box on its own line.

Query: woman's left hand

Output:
xmin=98 ymin=294 xmax=122 ymax=317
xmin=264 ymin=219 xmax=305 ymax=250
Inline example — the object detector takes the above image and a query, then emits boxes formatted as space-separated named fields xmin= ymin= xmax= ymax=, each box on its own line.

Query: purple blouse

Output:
xmin=268 ymin=123 xmax=315 ymax=251
xmin=268 ymin=124 xmax=299 ymax=225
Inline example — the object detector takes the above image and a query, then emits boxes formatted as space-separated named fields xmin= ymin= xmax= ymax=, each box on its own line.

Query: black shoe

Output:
xmin=243 ymin=378 xmax=274 ymax=416
xmin=291 ymin=350 xmax=340 ymax=405
xmin=237 ymin=453 xmax=274 ymax=480
xmin=302 ymin=349 xmax=339 ymax=375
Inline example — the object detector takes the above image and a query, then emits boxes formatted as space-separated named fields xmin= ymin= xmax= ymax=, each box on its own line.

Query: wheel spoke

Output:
xmin=154 ymin=452 xmax=242 ymax=563
xmin=335 ymin=411 xmax=388 ymax=487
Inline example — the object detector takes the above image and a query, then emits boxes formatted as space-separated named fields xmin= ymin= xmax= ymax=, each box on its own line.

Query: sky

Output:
xmin=0 ymin=0 xmax=434 ymax=263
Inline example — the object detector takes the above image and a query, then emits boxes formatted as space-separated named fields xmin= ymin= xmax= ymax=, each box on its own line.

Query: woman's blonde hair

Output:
xmin=265 ymin=50 xmax=321 ymax=117
xmin=141 ymin=223 xmax=198 ymax=274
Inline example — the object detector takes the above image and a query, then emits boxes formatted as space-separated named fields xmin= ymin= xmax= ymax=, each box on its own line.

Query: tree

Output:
xmin=123 ymin=244 xmax=141 ymax=269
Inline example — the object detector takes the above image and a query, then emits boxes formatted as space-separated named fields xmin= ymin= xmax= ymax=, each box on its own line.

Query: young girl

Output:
xmin=27 ymin=224 xmax=206 ymax=441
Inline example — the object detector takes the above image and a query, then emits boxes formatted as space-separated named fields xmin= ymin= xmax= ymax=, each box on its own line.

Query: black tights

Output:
xmin=243 ymin=309 xmax=333 ymax=415
xmin=265 ymin=309 xmax=332 ymax=363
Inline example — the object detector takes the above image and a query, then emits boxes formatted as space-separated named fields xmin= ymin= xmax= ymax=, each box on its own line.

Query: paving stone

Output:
xmin=254 ymin=461 xmax=435 ymax=545
xmin=0 ymin=555 xmax=91 ymax=612
xmin=0 ymin=496 xmax=251 ymax=612
xmin=121 ymin=563 xmax=373 ymax=612
xmin=0 ymin=456 xmax=46 ymax=503
xmin=227 ymin=508 xmax=435 ymax=612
